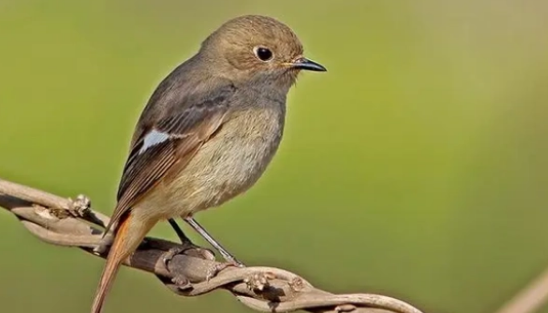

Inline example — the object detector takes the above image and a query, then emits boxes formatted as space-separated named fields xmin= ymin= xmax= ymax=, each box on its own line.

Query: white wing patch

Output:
xmin=140 ymin=129 xmax=170 ymax=154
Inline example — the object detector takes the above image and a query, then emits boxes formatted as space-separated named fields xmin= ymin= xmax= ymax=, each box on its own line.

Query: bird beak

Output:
xmin=290 ymin=57 xmax=327 ymax=72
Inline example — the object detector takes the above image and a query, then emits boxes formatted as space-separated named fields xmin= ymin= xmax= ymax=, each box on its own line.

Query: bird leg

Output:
xmin=168 ymin=218 xmax=192 ymax=245
xmin=183 ymin=216 xmax=245 ymax=270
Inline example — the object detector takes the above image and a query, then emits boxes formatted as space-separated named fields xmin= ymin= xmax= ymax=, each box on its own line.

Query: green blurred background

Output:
xmin=1 ymin=1 xmax=547 ymax=312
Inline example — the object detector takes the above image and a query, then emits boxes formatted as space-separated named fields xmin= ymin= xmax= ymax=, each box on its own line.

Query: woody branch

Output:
xmin=0 ymin=177 xmax=422 ymax=313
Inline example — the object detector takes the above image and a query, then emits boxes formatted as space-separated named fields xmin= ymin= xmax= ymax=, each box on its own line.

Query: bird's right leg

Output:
xmin=184 ymin=216 xmax=244 ymax=266
xmin=182 ymin=217 xmax=247 ymax=280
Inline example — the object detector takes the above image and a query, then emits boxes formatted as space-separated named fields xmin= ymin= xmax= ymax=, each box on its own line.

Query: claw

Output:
xmin=162 ymin=246 xmax=186 ymax=267
xmin=161 ymin=246 xmax=193 ymax=290
xmin=206 ymin=260 xmax=245 ymax=281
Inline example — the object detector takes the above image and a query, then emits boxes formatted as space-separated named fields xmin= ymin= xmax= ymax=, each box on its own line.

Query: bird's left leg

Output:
xmin=168 ymin=218 xmax=192 ymax=244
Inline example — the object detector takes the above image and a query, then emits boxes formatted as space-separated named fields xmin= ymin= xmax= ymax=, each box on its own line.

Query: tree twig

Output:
xmin=0 ymin=177 xmax=424 ymax=313
xmin=493 ymin=266 xmax=548 ymax=313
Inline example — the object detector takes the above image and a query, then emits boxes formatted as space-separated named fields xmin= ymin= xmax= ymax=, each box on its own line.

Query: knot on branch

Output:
xmin=67 ymin=194 xmax=91 ymax=216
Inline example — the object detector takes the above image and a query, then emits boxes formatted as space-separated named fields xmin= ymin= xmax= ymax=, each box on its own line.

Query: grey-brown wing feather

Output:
xmin=105 ymin=83 xmax=235 ymax=233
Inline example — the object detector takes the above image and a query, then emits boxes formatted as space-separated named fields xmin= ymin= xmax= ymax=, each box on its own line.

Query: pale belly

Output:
xmin=135 ymin=107 xmax=283 ymax=221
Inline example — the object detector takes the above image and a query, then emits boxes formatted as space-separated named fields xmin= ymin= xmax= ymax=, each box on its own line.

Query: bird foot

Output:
xmin=161 ymin=246 xmax=192 ymax=290
xmin=161 ymin=244 xmax=216 ymax=290
xmin=206 ymin=260 xmax=245 ymax=281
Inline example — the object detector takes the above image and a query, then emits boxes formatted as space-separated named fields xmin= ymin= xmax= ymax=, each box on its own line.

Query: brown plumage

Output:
xmin=91 ymin=14 xmax=325 ymax=313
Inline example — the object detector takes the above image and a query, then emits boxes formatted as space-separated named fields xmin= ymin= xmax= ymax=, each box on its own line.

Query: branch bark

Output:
xmin=0 ymin=177 xmax=423 ymax=313
xmin=493 ymin=266 xmax=548 ymax=313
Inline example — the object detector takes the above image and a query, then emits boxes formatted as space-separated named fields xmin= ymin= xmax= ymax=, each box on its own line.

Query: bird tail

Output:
xmin=91 ymin=214 xmax=133 ymax=313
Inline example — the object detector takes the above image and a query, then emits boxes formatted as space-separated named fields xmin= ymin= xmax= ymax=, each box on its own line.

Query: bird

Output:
xmin=91 ymin=14 xmax=326 ymax=313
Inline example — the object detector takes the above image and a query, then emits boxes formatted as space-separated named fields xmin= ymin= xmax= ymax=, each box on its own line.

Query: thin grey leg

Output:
xmin=184 ymin=217 xmax=244 ymax=266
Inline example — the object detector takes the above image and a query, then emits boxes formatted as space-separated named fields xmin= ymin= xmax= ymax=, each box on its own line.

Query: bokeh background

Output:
xmin=1 ymin=1 xmax=547 ymax=313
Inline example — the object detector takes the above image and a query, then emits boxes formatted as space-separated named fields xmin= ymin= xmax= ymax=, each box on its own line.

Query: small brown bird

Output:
xmin=91 ymin=14 xmax=326 ymax=313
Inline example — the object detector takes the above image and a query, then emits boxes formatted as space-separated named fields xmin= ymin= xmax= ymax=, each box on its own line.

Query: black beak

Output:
xmin=291 ymin=57 xmax=327 ymax=72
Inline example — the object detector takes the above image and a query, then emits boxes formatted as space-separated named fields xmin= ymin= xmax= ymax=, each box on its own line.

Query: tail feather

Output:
xmin=91 ymin=214 xmax=132 ymax=313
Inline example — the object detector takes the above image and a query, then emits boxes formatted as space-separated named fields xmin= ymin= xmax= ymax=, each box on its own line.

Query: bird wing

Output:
xmin=104 ymin=82 xmax=236 ymax=234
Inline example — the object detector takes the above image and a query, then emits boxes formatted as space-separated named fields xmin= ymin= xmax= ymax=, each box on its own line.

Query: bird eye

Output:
xmin=253 ymin=46 xmax=273 ymax=62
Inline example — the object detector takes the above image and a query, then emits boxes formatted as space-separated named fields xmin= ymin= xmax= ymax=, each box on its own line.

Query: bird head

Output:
xmin=199 ymin=15 xmax=326 ymax=90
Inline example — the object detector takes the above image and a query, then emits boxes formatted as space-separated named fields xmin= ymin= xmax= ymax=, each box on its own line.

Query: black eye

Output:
xmin=254 ymin=47 xmax=273 ymax=61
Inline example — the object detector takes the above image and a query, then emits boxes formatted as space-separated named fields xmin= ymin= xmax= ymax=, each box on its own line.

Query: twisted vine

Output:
xmin=0 ymin=177 xmax=423 ymax=313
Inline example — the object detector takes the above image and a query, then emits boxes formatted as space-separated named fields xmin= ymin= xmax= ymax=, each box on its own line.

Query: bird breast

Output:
xmin=156 ymin=104 xmax=285 ymax=218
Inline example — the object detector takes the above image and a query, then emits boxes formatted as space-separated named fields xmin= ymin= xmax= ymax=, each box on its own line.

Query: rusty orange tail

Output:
xmin=91 ymin=214 xmax=132 ymax=313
